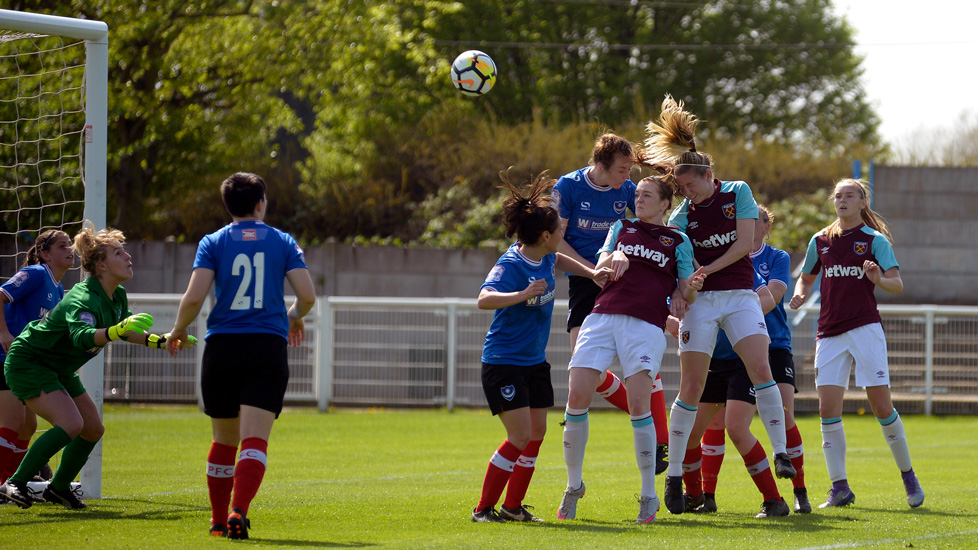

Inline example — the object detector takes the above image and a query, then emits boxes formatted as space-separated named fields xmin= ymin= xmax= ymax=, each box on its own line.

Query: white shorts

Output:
xmin=677 ymin=289 xmax=770 ymax=355
xmin=569 ymin=313 xmax=667 ymax=380
xmin=814 ymin=323 xmax=890 ymax=389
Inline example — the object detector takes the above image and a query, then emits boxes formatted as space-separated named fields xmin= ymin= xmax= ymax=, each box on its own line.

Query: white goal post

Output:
xmin=0 ymin=9 xmax=107 ymax=499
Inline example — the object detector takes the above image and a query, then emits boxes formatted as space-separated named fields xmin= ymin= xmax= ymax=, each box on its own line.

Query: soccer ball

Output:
xmin=451 ymin=50 xmax=496 ymax=97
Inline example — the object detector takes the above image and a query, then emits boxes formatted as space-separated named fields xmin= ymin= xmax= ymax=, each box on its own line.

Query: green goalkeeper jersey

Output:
xmin=8 ymin=276 xmax=131 ymax=376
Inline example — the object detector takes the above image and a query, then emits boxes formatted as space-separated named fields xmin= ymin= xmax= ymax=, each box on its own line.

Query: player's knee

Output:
xmin=79 ymin=418 xmax=105 ymax=441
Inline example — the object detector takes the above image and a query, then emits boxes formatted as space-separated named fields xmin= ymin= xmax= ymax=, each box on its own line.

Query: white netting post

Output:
xmin=0 ymin=9 xmax=107 ymax=499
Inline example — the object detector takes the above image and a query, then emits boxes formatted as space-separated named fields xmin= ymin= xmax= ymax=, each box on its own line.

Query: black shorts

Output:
xmin=700 ymin=357 xmax=755 ymax=405
xmin=567 ymin=276 xmax=601 ymax=332
xmin=481 ymin=361 xmax=554 ymax=416
xmin=769 ymin=348 xmax=797 ymax=391
xmin=201 ymin=333 xmax=290 ymax=418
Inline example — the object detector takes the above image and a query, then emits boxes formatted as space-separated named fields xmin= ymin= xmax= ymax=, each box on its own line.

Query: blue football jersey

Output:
xmin=751 ymin=243 xmax=792 ymax=351
xmin=713 ymin=270 xmax=767 ymax=360
xmin=481 ymin=243 xmax=557 ymax=366
xmin=194 ymin=221 xmax=307 ymax=340
xmin=553 ymin=167 xmax=636 ymax=265
xmin=0 ymin=263 xmax=65 ymax=363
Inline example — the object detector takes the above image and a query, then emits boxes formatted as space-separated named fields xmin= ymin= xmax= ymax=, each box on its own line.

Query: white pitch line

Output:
xmin=793 ymin=528 xmax=978 ymax=550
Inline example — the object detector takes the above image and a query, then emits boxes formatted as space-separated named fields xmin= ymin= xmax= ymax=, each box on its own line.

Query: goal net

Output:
xmin=0 ymin=9 xmax=107 ymax=499
xmin=0 ymin=30 xmax=87 ymax=281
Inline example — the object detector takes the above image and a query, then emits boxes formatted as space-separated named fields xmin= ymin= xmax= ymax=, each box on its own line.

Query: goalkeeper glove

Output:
xmin=146 ymin=333 xmax=198 ymax=350
xmin=107 ymin=313 xmax=153 ymax=341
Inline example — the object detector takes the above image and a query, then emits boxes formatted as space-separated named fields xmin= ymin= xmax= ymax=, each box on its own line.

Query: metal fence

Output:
xmin=113 ymin=295 xmax=978 ymax=415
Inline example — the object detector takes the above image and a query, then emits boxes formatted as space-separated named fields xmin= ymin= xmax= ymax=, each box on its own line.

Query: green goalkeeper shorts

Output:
xmin=3 ymin=341 xmax=86 ymax=402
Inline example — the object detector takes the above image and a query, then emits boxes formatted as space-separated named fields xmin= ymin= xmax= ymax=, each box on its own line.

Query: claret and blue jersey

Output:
xmin=668 ymin=179 xmax=758 ymax=292
xmin=553 ymin=167 xmax=636 ymax=264
xmin=480 ymin=243 xmax=557 ymax=366
xmin=592 ymin=219 xmax=694 ymax=330
xmin=801 ymin=224 xmax=898 ymax=338
xmin=195 ymin=220 xmax=307 ymax=340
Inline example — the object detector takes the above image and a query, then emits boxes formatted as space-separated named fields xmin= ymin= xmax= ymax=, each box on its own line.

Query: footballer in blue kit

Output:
xmin=791 ymin=178 xmax=923 ymax=511
xmin=167 ymin=172 xmax=317 ymax=539
xmin=473 ymin=169 xmax=610 ymax=525
xmin=0 ymin=229 xmax=74 ymax=487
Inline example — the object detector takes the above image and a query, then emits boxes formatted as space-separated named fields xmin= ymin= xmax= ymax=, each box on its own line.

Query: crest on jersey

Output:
xmin=243 ymin=229 xmax=257 ymax=241
xmin=551 ymin=188 xmax=561 ymax=207
xmin=79 ymin=312 xmax=96 ymax=327
xmin=854 ymin=241 xmax=868 ymax=255
xmin=501 ymin=385 xmax=516 ymax=401
xmin=722 ymin=203 xmax=736 ymax=219
xmin=680 ymin=331 xmax=690 ymax=344
xmin=757 ymin=262 xmax=770 ymax=276
xmin=659 ymin=235 xmax=674 ymax=247
xmin=614 ymin=200 xmax=628 ymax=214
xmin=9 ymin=270 xmax=29 ymax=287
xmin=487 ymin=265 xmax=505 ymax=283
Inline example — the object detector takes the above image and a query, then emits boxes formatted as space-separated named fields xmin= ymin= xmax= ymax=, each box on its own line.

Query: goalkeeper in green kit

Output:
xmin=0 ymin=222 xmax=197 ymax=509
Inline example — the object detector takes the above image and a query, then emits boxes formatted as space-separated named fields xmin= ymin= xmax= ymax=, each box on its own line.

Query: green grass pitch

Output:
xmin=2 ymin=406 xmax=976 ymax=549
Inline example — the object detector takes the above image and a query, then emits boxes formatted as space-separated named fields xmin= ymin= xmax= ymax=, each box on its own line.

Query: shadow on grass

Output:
xmin=1 ymin=499 xmax=378 ymax=547
xmin=245 ymin=539 xmax=375 ymax=548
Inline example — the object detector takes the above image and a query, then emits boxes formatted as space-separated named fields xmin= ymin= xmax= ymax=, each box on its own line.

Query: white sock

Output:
xmin=563 ymin=406 xmax=589 ymax=489
xmin=631 ymin=413 xmax=657 ymax=498
xmin=821 ymin=418 xmax=848 ymax=482
xmin=754 ymin=383 xmax=787 ymax=454
xmin=879 ymin=411 xmax=913 ymax=472
xmin=667 ymin=401 xmax=697 ymax=477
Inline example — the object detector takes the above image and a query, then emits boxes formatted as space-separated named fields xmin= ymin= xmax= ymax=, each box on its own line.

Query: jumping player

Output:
xmin=790 ymin=178 xmax=923 ymax=509
xmin=558 ymin=173 xmax=704 ymax=523
xmin=684 ymin=204 xmax=811 ymax=516
xmin=0 ymin=230 xmax=73 ymax=486
xmin=473 ymin=169 xmax=610 ymax=524
xmin=644 ymin=95 xmax=794 ymax=515
xmin=0 ymin=222 xmax=187 ymax=510
xmin=553 ymin=134 xmax=670 ymax=472
xmin=166 ymin=172 xmax=316 ymax=538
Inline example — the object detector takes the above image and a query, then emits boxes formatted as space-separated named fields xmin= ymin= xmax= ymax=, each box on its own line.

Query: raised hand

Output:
xmin=107 ymin=313 xmax=153 ymax=341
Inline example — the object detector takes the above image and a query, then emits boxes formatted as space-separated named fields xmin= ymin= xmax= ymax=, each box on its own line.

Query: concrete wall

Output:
xmin=873 ymin=166 xmax=978 ymax=305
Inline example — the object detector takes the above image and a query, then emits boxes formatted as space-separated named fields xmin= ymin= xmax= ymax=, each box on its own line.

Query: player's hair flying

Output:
xmin=644 ymin=94 xmax=714 ymax=180
xmin=590 ymin=133 xmax=637 ymax=169
xmin=821 ymin=178 xmax=893 ymax=243
xmin=498 ymin=168 xmax=559 ymax=246
xmin=74 ymin=220 xmax=126 ymax=275
xmin=23 ymin=229 xmax=69 ymax=268
xmin=221 ymin=172 xmax=267 ymax=217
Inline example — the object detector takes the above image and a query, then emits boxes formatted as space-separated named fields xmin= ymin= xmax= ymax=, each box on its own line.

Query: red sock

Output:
xmin=682 ymin=445 xmax=703 ymax=498
xmin=231 ymin=437 xmax=268 ymax=516
xmin=206 ymin=441 xmax=237 ymax=527
xmin=701 ymin=428 xmax=725 ymax=494
xmin=595 ymin=370 xmax=629 ymax=412
xmin=786 ymin=423 xmax=806 ymax=490
xmin=502 ymin=439 xmax=542 ymax=509
xmin=0 ymin=428 xmax=18 ymax=482
xmin=743 ymin=440 xmax=780 ymax=502
xmin=476 ymin=439 xmax=522 ymax=512
xmin=651 ymin=374 xmax=668 ymax=444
